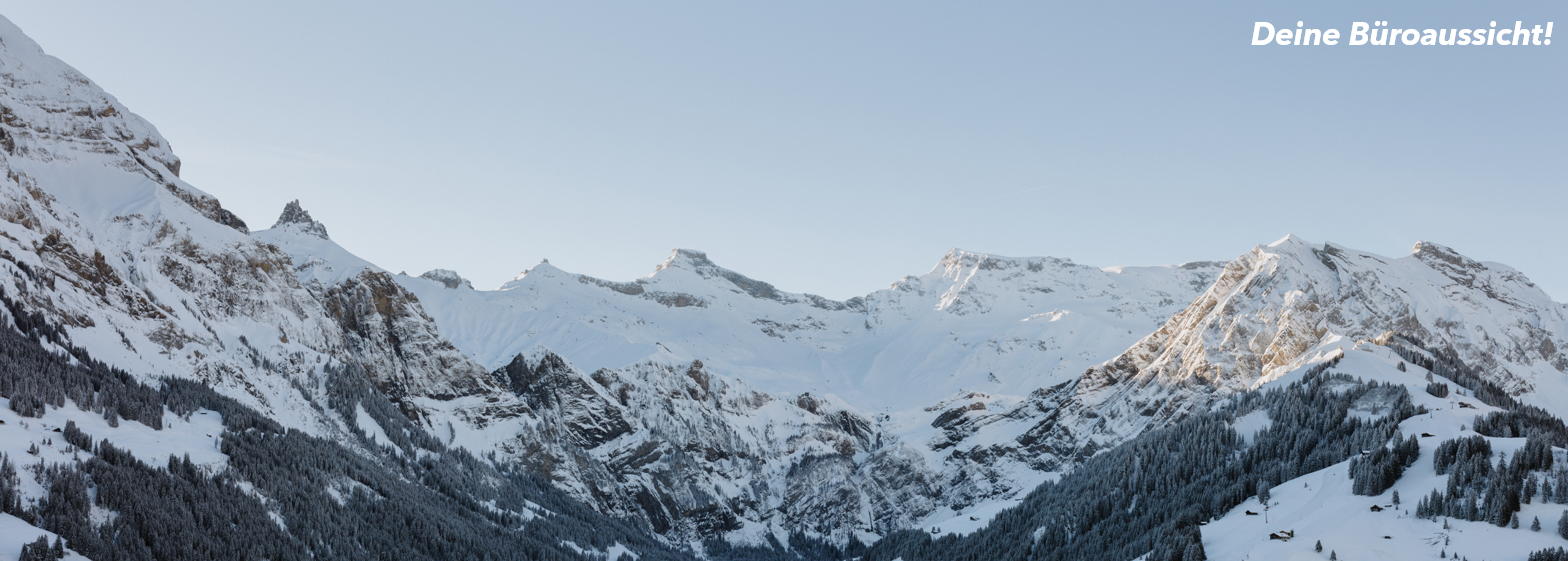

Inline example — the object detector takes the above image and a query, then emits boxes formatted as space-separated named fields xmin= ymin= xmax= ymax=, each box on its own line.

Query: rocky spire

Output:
xmin=272 ymin=200 xmax=330 ymax=240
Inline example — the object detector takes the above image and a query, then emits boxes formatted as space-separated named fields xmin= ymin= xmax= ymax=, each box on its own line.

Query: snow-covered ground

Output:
xmin=0 ymin=8 xmax=1566 ymax=548
xmin=0 ymin=397 xmax=223 ymax=561
xmin=0 ymin=398 xmax=226 ymax=483
xmin=917 ymin=498 xmax=1025 ymax=538
xmin=1203 ymin=342 xmax=1568 ymax=561
xmin=0 ymin=513 xmax=88 ymax=561
xmin=393 ymin=248 xmax=1224 ymax=413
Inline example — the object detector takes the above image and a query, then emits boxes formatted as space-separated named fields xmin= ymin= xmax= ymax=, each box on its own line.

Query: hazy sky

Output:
xmin=2 ymin=1 xmax=1563 ymax=300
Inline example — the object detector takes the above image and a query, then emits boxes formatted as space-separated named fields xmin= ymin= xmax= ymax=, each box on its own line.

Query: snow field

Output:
xmin=0 ymin=397 xmax=223 ymax=560
xmin=1204 ymin=342 xmax=1568 ymax=561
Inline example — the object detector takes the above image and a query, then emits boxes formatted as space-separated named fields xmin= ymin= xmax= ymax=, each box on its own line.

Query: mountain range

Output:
xmin=0 ymin=13 xmax=1564 ymax=560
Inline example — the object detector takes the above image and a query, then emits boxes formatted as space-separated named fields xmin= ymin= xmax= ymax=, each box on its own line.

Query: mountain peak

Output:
xmin=654 ymin=248 xmax=717 ymax=273
xmin=419 ymin=269 xmax=472 ymax=290
xmin=0 ymin=15 xmax=181 ymax=178
xmin=1410 ymin=240 xmax=1470 ymax=267
xmin=505 ymin=259 xmax=567 ymax=286
xmin=651 ymin=248 xmax=802 ymax=302
xmin=1264 ymin=234 xmax=1317 ymax=250
xmin=272 ymin=200 xmax=330 ymax=239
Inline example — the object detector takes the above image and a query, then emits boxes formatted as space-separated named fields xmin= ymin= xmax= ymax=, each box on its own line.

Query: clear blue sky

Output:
xmin=3 ymin=1 xmax=1563 ymax=300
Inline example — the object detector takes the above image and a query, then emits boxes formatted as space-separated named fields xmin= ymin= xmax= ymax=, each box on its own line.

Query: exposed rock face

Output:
xmin=489 ymin=349 xmax=942 ymax=546
xmin=419 ymin=269 xmax=472 ymax=289
xmin=946 ymin=236 xmax=1568 ymax=486
xmin=317 ymin=269 xmax=495 ymax=403
xmin=1083 ymin=236 xmax=1567 ymax=398
xmin=0 ymin=18 xmax=509 ymax=436
xmin=272 ymin=200 xmax=329 ymax=239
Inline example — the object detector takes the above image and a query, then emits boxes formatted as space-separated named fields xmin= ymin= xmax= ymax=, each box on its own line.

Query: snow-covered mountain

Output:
xmin=1077 ymin=234 xmax=1568 ymax=434
xmin=397 ymin=247 xmax=1224 ymax=412
xmin=864 ymin=334 xmax=1568 ymax=561
xmin=264 ymin=203 xmax=1568 ymax=546
xmin=0 ymin=13 xmax=516 ymax=443
xmin=241 ymin=201 xmax=1235 ymax=544
xmin=2 ymin=9 xmax=1568 ymax=557
xmin=0 ymin=17 xmax=690 ymax=560
xmin=916 ymin=235 xmax=1568 ymax=490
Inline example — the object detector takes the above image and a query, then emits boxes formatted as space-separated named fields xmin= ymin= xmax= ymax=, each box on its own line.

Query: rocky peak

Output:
xmin=654 ymin=248 xmax=718 ymax=273
xmin=419 ymin=269 xmax=472 ymax=290
xmin=1076 ymin=235 xmax=1567 ymax=411
xmin=272 ymin=200 xmax=330 ymax=239
xmin=938 ymin=248 xmax=1073 ymax=273
xmin=653 ymin=248 xmax=796 ymax=303
xmin=0 ymin=16 xmax=180 ymax=176
xmin=1412 ymin=241 xmax=1467 ymax=265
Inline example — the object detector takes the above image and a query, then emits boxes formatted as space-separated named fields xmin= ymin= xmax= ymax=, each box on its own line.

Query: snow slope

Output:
xmin=0 ymin=513 xmax=89 ymax=561
xmin=1203 ymin=340 xmax=1568 ymax=561
xmin=0 ymin=396 xmax=225 ymax=561
xmin=277 ymin=215 xmax=1568 ymax=545
xmin=937 ymin=236 xmax=1568 ymax=489
xmin=1085 ymin=235 xmax=1568 ymax=402
xmin=0 ymin=14 xmax=507 ymax=439
xmin=397 ymin=248 xmax=1223 ymax=412
xmin=3 ymin=9 xmax=1568 ymax=551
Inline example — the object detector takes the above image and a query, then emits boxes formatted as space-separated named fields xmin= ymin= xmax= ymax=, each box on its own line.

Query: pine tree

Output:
xmin=1393 ymin=490 xmax=1401 ymax=506
xmin=1513 ymin=512 xmax=1522 ymax=529
xmin=1330 ymin=551 xmax=1338 ymax=561
xmin=1315 ymin=540 xmax=1322 ymax=552
xmin=1534 ymin=516 xmax=1543 ymax=531
xmin=1558 ymin=510 xmax=1568 ymax=539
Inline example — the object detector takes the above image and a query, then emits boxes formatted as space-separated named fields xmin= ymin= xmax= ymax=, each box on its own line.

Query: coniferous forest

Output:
xmin=862 ymin=359 xmax=1429 ymax=561
xmin=7 ymin=288 xmax=1568 ymax=560
xmin=0 ymin=290 xmax=695 ymax=561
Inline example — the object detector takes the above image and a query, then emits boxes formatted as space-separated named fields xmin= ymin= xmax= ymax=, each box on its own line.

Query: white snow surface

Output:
xmin=396 ymin=248 xmax=1224 ymax=412
xmin=0 ymin=513 xmax=89 ymax=561
xmin=0 ymin=13 xmax=510 ymax=446
xmin=0 ymin=11 xmax=1567 ymax=550
xmin=0 ymin=398 xmax=225 ymax=472
xmin=0 ymin=397 xmax=223 ymax=561
xmin=1203 ymin=341 xmax=1568 ymax=561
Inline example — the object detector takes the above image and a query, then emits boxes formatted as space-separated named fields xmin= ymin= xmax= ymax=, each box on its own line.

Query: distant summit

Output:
xmin=272 ymin=200 xmax=330 ymax=239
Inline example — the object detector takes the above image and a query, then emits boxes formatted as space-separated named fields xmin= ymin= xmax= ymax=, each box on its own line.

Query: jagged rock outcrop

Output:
xmin=272 ymin=199 xmax=329 ymax=239
xmin=419 ymin=268 xmax=472 ymax=289
xmin=489 ymin=349 xmax=942 ymax=546
xmin=0 ymin=17 xmax=508 ymax=435
xmin=1082 ymin=236 xmax=1567 ymax=398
